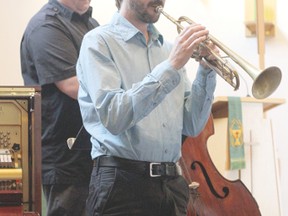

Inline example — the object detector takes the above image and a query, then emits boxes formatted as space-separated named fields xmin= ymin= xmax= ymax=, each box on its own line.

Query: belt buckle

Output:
xmin=149 ymin=162 xmax=161 ymax=177
xmin=175 ymin=162 xmax=182 ymax=176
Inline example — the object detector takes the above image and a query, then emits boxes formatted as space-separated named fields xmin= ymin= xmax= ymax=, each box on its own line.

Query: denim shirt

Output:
xmin=77 ymin=12 xmax=216 ymax=162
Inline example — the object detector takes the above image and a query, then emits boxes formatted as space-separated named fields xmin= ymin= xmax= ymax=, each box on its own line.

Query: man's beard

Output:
xmin=130 ymin=0 xmax=163 ymax=23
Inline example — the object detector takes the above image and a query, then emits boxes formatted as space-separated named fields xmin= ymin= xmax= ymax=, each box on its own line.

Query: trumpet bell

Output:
xmin=252 ymin=66 xmax=282 ymax=99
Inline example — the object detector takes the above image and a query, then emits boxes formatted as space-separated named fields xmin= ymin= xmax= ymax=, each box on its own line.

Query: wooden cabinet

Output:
xmin=0 ymin=87 xmax=41 ymax=215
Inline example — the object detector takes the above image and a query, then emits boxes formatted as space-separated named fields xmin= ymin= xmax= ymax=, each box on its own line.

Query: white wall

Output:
xmin=1 ymin=0 xmax=287 ymax=215
xmin=0 ymin=1 xmax=45 ymax=85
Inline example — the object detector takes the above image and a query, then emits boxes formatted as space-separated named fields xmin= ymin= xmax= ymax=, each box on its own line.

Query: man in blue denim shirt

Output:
xmin=77 ymin=0 xmax=217 ymax=215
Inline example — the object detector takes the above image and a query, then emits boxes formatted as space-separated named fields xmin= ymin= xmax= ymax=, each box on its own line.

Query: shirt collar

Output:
xmin=111 ymin=12 xmax=164 ymax=45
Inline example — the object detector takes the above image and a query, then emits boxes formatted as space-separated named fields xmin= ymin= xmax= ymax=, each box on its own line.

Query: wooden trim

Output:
xmin=212 ymin=96 xmax=285 ymax=118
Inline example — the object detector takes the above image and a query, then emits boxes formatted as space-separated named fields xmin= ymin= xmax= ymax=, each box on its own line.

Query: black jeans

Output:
xmin=43 ymin=183 xmax=89 ymax=216
xmin=86 ymin=166 xmax=189 ymax=216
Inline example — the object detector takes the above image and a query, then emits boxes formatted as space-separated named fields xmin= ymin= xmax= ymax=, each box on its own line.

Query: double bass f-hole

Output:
xmin=191 ymin=161 xmax=229 ymax=199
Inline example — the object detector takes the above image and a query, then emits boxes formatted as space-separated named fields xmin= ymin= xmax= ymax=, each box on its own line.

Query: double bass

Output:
xmin=180 ymin=116 xmax=261 ymax=215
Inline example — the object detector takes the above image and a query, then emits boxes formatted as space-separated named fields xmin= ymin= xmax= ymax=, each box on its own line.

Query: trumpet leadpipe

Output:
xmin=155 ymin=6 xmax=184 ymax=31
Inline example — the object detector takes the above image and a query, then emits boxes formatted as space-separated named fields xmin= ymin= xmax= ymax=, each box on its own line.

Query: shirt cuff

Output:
xmin=195 ymin=64 xmax=215 ymax=86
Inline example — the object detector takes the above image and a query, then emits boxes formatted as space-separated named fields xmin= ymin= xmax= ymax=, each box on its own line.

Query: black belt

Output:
xmin=93 ymin=156 xmax=182 ymax=177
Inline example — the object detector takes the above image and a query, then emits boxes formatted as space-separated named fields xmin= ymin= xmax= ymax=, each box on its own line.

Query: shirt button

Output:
xmin=162 ymin=123 xmax=166 ymax=128
xmin=164 ymin=149 xmax=168 ymax=153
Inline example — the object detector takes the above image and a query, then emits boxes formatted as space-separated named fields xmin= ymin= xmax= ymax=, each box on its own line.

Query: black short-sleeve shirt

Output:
xmin=20 ymin=0 xmax=99 ymax=184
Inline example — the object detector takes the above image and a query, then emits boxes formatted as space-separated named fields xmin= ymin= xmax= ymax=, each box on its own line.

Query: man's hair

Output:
xmin=116 ymin=0 xmax=122 ymax=10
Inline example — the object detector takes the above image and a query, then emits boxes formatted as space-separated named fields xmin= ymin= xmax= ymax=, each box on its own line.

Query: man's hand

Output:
xmin=198 ymin=40 xmax=220 ymax=69
xmin=168 ymin=23 xmax=209 ymax=70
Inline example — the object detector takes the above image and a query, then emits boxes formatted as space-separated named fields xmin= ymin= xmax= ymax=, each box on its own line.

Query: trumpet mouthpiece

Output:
xmin=154 ymin=6 xmax=163 ymax=13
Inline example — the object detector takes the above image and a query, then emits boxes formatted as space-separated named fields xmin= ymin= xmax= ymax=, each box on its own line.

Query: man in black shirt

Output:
xmin=20 ymin=0 xmax=99 ymax=215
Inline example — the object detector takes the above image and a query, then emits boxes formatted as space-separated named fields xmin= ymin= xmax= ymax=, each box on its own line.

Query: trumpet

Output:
xmin=155 ymin=6 xmax=282 ymax=99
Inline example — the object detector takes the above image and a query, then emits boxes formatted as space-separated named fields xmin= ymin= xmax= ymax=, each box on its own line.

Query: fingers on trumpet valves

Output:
xmin=192 ymin=42 xmax=208 ymax=61
xmin=192 ymin=49 xmax=201 ymax=61
xmin=195 ymin=39 xmax=219 ymax=61
xmin=181 ymin=23 xmax=208 ymax=37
